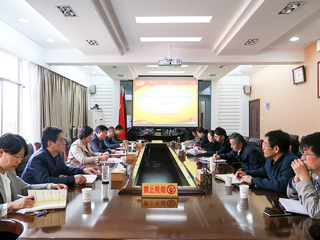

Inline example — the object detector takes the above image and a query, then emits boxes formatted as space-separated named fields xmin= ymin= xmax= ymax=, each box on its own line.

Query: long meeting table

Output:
xmin=2 ymin=144 xmax=320 ymax=239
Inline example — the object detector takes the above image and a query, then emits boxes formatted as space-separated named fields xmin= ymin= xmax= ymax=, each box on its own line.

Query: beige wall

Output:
xmin=250 ymin=42 xmax=320 ymax=139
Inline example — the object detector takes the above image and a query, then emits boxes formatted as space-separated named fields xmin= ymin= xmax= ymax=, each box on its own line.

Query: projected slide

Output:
xmin=133 ymin=80 xmax=198 ymax=127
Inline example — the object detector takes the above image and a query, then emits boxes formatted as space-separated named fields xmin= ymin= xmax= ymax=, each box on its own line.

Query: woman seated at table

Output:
xmin=67 ymin=126 xmax=109 ymax=167
xmin=196 ymin=130 xmax=221 ymax=154
xmin=0 ymin=133 xmax=66 ymax=217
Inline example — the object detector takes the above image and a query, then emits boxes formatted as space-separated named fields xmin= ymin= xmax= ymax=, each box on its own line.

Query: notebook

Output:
xmin=279 ymin=198 xmax=308 ymax=215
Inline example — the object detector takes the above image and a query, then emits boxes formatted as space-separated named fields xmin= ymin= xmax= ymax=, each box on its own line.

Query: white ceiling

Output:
xmin=1 ymin=0 xmax=320 ymax=80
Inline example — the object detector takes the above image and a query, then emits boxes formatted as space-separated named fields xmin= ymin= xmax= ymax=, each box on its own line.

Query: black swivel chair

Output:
xmin=15 ymin=143 xmax=34 ymax=177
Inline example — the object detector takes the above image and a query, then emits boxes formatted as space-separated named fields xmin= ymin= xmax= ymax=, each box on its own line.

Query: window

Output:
xmin=0 ymin=51 xmax=24 ymax=136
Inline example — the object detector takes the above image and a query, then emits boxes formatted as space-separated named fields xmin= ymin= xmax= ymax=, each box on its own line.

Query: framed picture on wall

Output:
xmin=318 ymin=62 xmax=320 ymax=98
xmin=292 ymin=65 xmax=306 ymax=84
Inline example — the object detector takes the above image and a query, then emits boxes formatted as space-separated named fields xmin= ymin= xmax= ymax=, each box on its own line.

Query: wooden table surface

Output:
xmin=3 ymin=149 xmax=320 ymax=239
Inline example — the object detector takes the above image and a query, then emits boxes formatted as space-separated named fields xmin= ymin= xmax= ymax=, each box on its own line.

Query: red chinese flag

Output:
xmin=118 ymin=87 xmax=127 ymax=139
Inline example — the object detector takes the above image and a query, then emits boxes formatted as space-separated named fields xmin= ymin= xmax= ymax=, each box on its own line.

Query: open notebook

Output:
xmin=215 ymin=174 xmax=242 ymax=184
xmin=18 ymin=189 xmax=67 ymax=213
xmin=279 ymin=198 xmax=308 ymax=215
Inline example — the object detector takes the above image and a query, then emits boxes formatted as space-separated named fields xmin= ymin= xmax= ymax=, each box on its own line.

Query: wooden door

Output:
xmin=249 ymin=99 xmax=260 ymax=138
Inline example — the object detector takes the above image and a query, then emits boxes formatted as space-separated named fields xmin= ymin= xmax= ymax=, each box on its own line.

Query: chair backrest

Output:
xmin=248 ymin=138 xmax=264 ymax=152
xmin=244 ymin=136 xmax=251 ymax=142
xmin=64 ymin=137 xmax=72 ymax=158
xmin=15 ymin=143 xmax=34 ymax=177
xmin=34 ymin=142 xmax=41 ymax=150
xmin=289 ymin=134 xmax=299 ymax=141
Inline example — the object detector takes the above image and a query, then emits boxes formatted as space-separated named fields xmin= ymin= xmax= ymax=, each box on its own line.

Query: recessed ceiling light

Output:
xmin=86 ymin=40 xmax=99 ymax=46
xmin=135 ymin=16 xmax=212 ymax=23
xmin=18 ymin=18 xmax=29 ymax=23
xmin=237 ymin=71 xmax=243 ymax=74
xmin=91 ymin=72 xmax=96 ymax=74
xmin=247 ymin=65 xmax=253 ymax=68
xmin=83 ymin=66 xmax=88 ymax=68
xmin=149 ymin=71 xmax=185 ymax=74
xmin=244 ymin=39 xmax=259 ymax=45
xmin=147 ymin=65 xmax=188 ymax=68
xmin=290 ymin=37 xmax=300 ymax=41
xmin=46 ymin=39 xmax=55 ymax=42
xmin=141 ymin=37 xmax=201 ymax=42
xmin=56 ymin=5 xmax=78 ymax=17
xmin=278 ymin=2 xmax=303 ymax=14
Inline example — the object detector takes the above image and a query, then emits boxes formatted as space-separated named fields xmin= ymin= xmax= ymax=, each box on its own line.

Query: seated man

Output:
xmin=90 ymin=125 xmax=115 ymax=154
xmin=214 ymin=132 xmax=265 ymax=171
xmin=113 ymin=125 xmax=128 ymax=143
xmin=21 ymin=126 xmax=96 ymax=185
xmin=187 ymin=128 xmax=200 ymax=144
xmin=287 ymin=132 xmax=320 ymax=219
xmin=214 ymin=127 xmax=231 ymax=154
xmin=104 ymin=126 xmax=125 ymax=149
xmin=236 ymin=130 xmax=296 ymax=193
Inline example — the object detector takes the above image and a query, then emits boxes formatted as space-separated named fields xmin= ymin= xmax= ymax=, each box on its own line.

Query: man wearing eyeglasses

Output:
xmin=287 ymin=132 xmax=320 ymax=219
xmin=235 ymin=130 xmax=296 ymax=193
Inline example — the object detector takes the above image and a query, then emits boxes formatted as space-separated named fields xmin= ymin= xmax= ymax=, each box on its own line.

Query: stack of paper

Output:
xmin=279 ymin=198 xmax=308 ymax=215
xmin=215 ymin=174 xmax=242 ymax=184
xmin=83 ymin=174 xmax=97 ymax=183
xmin=18 ymin=189 xmax=67 ymax=213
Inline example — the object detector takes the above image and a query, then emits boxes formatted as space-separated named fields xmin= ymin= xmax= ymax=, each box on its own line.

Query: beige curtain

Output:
xmin=39 ymin=66 xmax=87 ymax=137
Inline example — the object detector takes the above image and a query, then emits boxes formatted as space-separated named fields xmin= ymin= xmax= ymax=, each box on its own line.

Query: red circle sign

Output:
xmin=166 ymin=185 xmax=176 ymax=194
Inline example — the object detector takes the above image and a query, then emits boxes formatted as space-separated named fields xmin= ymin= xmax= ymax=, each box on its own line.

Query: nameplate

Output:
xmin=151 ymin=140 xmax=163 ymax=143
xmin=142 ymin=183 xmax=178 ymax=198
xmin=141 ymin=198 xmax=178 ymax=208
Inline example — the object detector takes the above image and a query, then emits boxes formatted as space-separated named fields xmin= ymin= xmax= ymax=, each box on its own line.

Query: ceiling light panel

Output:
xmin=141 ymin=37 xmax=202 ymax=42
xmin=56 ymin=6 xmax=78 ymax=17
xmin=147 ymin=65 xmax=188 ymax=68
xmin=149 ymin=71 xmax=185 ymax=74
xmin=135 ymin=16 xmax=212 ymax=23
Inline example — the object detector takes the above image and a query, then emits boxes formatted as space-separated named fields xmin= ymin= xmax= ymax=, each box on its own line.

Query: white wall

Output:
xmin=211 ymin=76 xmax=249 ymax=136
xmin=89 ymin=76 xmax=119 ymax=127
xmin=0 ymin=20 xmax=90 ymax=87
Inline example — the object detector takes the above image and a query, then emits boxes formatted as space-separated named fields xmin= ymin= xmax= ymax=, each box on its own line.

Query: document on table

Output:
xmin=279 ymin=198 xmax=308 ymax=215
xmin=83 ymin=174 xmax=97 ymax=183
xmin=100 ymin=157 xmax=122 ymax=164
xmin=215 ymin=174 xmax=242 ymax=184
xmin=198 ymin=157 xmax=227 ymax=163
xmin=18 ymin=189 xmax=67 ymax=213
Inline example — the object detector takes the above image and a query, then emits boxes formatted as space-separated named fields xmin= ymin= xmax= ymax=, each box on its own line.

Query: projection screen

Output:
xmin=133 ymin=78 xmax=198 ymax=127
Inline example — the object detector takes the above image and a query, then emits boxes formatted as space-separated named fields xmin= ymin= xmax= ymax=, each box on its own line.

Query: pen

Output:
xmin=271 ymin=199 xmax=276 ymax=207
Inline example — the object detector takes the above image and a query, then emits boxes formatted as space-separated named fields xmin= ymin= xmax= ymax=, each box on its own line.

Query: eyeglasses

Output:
xmin=301 ymin=152 xmax=315 ymax=157
xmin=262 ymin=143 xmax=272 ymax=148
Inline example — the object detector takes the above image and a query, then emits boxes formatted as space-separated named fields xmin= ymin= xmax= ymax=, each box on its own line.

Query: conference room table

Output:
xmin=3 ymin=147 xmax=320 ymax=239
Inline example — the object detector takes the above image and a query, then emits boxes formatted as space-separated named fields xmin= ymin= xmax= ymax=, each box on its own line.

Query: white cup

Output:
xmin=82 ymin=188 xmax=92 ymax=202
xmin=225 ymin=176 xmax=232 ymax=186
xmin=239 ymin=185 xmax=249 ymax=198
xmin=210 ymin=157 xmax=215 ymax=172
xmin=121 ymin=156 xmax=127 ymax=164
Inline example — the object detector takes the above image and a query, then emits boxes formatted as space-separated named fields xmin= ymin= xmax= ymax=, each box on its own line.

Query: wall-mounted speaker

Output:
xmin=89 ymin=84 xmax=96 ymax=94
xmin=243 ymin=85 xmax=251 ymax=94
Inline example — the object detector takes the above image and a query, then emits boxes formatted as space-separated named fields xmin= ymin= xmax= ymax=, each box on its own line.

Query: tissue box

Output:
xmin=111 ymin=168 xmax=126 ymax=182
xmin=196 ymin=169 xmax=204 ymax=182
xmin=126 ymin=153 xmax=135 ymax=164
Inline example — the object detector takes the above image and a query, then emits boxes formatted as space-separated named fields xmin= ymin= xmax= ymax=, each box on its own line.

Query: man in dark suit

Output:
xmin=22 ymin=126 xmax=96 ymax=185
xmin=90 ymin=125 xmax=115 ymax=154
xmin=113 ymin=125 xmax=128 ymax=143
xmin=235 ymin=130 xmax=296 ymax=193
xmin=104 ymin=126 xmax=125 ymax=149
xmin=214 ymin=132 xmax=266 ymax=171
